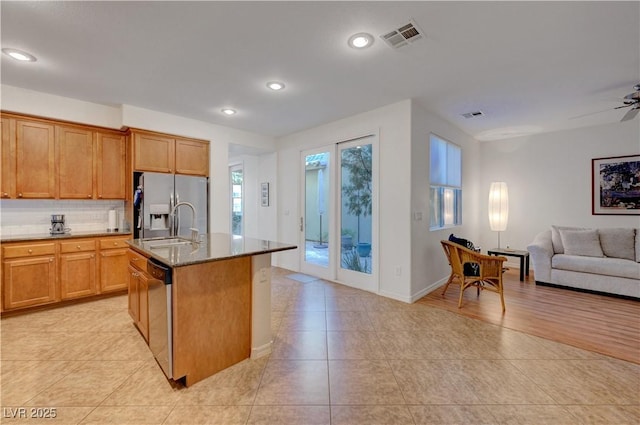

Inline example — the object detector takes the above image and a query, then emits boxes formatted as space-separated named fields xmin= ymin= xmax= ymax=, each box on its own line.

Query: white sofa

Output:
xmin=527 ymin=226 xmax=640 ymax=299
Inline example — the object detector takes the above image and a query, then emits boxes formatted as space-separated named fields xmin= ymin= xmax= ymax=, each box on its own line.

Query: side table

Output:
xmin=487 ymin=248 xmax=530 ymax=281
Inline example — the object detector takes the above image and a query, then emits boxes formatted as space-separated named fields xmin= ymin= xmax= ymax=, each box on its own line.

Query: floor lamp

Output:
xmin=488 ymin=182 xmax=509 ymax=248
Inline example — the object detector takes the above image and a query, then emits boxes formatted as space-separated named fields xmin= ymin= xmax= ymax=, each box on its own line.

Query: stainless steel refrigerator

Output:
xmin=135 ymin=172 xmax=208 ymax=239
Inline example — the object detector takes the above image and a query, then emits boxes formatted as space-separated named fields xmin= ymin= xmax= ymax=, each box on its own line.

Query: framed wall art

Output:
xmin=261 ymin=182 xmax=270 ymax=207
xmin=592 ymin=154 xmax=640 ymax=215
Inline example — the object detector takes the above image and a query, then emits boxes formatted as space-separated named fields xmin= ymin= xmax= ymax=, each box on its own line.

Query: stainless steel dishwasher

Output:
xmin=147 ymin=258 xmax=173 ymax=379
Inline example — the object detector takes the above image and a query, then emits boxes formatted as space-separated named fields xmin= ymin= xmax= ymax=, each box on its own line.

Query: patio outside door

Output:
xmin=300 ymin=147 xmax=334 ymax=280
xmin=336 ymin=137 xmax=376 ymax=292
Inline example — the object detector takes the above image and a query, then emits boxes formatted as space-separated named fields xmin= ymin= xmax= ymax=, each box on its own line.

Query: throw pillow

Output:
xmin=599 ymin=228 xmax=635 ymax=261
xmin=560 ymin=229 xmax=604 ymax=258
xmin=551 ymin=225 xmax=586 ymax=254
xmin=448 ymin=234 xmax=480 ymax=276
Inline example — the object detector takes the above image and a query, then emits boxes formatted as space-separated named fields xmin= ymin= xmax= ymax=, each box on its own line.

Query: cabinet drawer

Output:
xmin=99 ymin=237 xmax=131 ymax=250
xmin=128 ymin=249 xmax=148 ymax=271
xmin=3 ymin=242 xmax=56 ymax=259
xmin=60 ymin=239 xmax=96 ymax=253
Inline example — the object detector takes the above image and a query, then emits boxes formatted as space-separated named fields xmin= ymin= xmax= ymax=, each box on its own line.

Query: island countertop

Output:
xmin=126 ymin=233 xmax=297 ymax=267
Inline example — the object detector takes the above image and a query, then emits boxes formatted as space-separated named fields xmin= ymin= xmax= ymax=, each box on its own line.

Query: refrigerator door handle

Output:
xmin=169 ymin=193 xmax=175 ymax=236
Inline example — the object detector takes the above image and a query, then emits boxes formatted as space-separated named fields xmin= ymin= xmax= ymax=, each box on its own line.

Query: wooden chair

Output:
xmin=440 ymin=240 xmax=508 ymax=312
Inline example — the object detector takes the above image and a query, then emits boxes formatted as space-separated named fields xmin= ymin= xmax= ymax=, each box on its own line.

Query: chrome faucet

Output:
xmin=170 ymin=201 xmax=199 ymax=242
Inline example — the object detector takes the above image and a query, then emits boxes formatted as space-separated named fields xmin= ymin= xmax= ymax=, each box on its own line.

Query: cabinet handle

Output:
xmin=77 ymin=245 xmax=81 ymax=250
xmin=98 ymin=195 xmax=103 ymax=198
xmin=2 ymin=192 xmax=8 ymax=197
xmin=49 ymin=258 xmax=54 ymax=262
xmin=91 ymin=254 xmax=95 ymax=258
xmin=28 ymin=249 xmax=33 ymax=254
xmin=113 ymin=242 xmax=119 ymax=246
xmin=131 ymin=257 xmax=138 ymax=262
xmin=18 ymin=193 xmax=23 ymax=198
xmin=87 ymin=194 xmax=92 ymax=198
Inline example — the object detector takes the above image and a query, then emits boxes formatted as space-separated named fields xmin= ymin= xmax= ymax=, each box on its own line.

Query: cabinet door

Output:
xmin=100 ymin=248 xmax=129 ymax=292
xmin=56 ymin=126 xmax=94 ymax=199
xmin=138 ymin=271 xmax=150 ymax=342
xmin=96 ymin=132 xmax=125 ymax=199
xmin=133 ymin=132 xmax=175 ymax=173
xmin=16 ymin=119 xmax=56 ymax=198
xmin=1 ymin=116 xmax=16 ymax=198
xmin=3 ymin=256 xmax=56 ymax=310
xmin=60 ymin=252 xmax=97 ymax=299
xmin=175 ymin=138 xmax=209 ymax=176
xmin=128 ymin=264 xmax=140 ymax=322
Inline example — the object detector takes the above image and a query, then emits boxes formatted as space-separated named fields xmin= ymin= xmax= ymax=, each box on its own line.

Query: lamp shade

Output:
xmin=488 ymin=182 xmax=509 ymax=231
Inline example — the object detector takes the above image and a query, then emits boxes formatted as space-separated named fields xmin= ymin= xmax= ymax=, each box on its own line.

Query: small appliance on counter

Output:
xmin=50 ymin=214 xmax=71 ymax=235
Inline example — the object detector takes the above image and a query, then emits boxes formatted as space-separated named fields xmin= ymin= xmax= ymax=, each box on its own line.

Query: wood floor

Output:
xmin=417 ymin=268 xmax=640 ymax=365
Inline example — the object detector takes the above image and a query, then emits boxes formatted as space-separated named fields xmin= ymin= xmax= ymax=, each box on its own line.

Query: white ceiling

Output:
xmin=1 ymin=1 xmax=639 ymax=142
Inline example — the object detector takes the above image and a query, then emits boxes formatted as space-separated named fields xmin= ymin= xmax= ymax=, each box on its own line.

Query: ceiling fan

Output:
xmin=616 ymin=84 xmax=640 ymax=122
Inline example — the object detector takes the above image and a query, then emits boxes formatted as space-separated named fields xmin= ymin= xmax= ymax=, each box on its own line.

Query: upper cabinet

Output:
xmin=132 ymin=129 xmax=209 ymax=177
xmin=175 ymin=138 xmax=209 ymax=176
xmin=96 ymin=132 xmax=126 ymax=199
xmin=0 ymin=113 xmax=127 ymax=200
xmin=133 ymin=131 xmax=175 ymax=173
xmin=57 ymin=125 xmax=95 ymax=199
xmin=1 ymin=117 xmax=16 ymax=198
xmin=16 ymin=119 xmax=56 ymax=198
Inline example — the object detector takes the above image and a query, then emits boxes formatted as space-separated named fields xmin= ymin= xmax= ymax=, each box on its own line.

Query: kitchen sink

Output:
xmin=142 ymin=237 xmax=198 ymax=249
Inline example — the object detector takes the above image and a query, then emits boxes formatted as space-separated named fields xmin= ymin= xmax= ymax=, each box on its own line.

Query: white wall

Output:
xmin=478 ymin=120 xmax=640 ymax=254
xmin=275 ymin=100 xmax=413 ymax=301
xmin=410 ymin=101 xmax=481 ymax=300
xmin=1 ymin=85 xmax=276 ymax=234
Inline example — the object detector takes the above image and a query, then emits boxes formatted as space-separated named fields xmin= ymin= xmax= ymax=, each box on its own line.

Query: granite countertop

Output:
xmin=126 ymin=233 xmax=297 ymax=267
xmin=1 ymin=231 xmax=132 ymax=243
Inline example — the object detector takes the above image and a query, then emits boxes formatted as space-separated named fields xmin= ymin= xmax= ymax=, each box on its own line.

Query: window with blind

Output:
xmin=429 ymin=134 xmax=462 ymax=230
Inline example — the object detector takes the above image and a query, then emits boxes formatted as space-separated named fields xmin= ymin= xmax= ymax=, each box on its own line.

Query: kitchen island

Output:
xmin=126 ymin=233 xmax=296 ymax=386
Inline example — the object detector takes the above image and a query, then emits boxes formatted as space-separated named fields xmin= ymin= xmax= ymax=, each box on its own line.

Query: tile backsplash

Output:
xmin=0 ymin=200 xmax=127 ymax=236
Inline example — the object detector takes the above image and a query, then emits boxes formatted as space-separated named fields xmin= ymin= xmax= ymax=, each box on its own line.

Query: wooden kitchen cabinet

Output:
xmin=133 ymin=131 xmax=175 ymax=173
xmin=56 ymin=125 xmax=95 ymax=199
xmin=132 ymin=129 xmax=209 ymax=176
xmin=15 ymin=119 xmax=56 ymax=198
xmin=59 ymin=239 xmax=97 ymax=300
xmin=175 ymin=138 xmax=209 ymax=176
xmin=0 ymin=113 xmax=128 ymax=200
xmin=96 ymin=132 xmax=126 ymax=199
xmin=1 ymin=116 xmax=16 ymax=198
xmin=2 ymin=242 xmax=57 ymax=310
xmin=128 ymin=248 xmax=149 ymax=342
xmin=99 ymin=237 xmax=130 ymax=293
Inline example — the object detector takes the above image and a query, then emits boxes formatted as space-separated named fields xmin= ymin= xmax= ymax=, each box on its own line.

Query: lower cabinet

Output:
xmin=59 ymin=239 xmax=97 ymax=300
xmin=128 ymin=249 xmax=149 ymax=342
xmin=99 ymin=237 xmax=130 ymax=293
xmin=1 ymin=234 xmax=132 ymax=313
xmin=3 ymin=254 xmax=57 ymax=310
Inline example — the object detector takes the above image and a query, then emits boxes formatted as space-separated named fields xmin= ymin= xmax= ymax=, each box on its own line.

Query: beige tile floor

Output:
xmin=1 ymin=268 xmax=639 ymax=424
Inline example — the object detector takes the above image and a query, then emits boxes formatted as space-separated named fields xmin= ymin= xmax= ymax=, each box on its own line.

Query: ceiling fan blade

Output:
xmin=614 ymin=103 xmax=634 ymax=109
xmin=621 ymin=107 xmax=640 ymax=122
xmin=569 ymin=108 xmax=618 ymax=120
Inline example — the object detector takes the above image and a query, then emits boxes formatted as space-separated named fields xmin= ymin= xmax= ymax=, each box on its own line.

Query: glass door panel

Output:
xmin=230 ymin=165 xmax=243 ymax=236
xmin=337 ymin=137 xmax=376 ymax=291
xmin=300 ymin=148 xmax=333 ymax=279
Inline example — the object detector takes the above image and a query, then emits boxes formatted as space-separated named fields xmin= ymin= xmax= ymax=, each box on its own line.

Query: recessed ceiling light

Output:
xmin=221 ymin=108 xmax=237 ymax=116
xmin=348 ymin=33 xmax=374 ymax=49
xmin=266 ymin=81 xmax=285 ymax=91
xmin=2 ymin=48 xmax=37 ymax=62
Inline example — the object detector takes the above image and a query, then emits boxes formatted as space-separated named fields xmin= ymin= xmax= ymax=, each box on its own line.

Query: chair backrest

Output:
xmin=441 ymin=240 xmax=464 ymax=276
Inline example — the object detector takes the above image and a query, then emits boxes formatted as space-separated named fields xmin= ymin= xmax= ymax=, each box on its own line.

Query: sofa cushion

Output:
xmin=551 ymin=225 xmax=585 ymax=254
xmin=599 ymin=228 xmax=635 ymax=261
xmin=553 ymin=254 xmax=640 ymax=280
xmin=559 ymin=229 xmax=604 ymax=258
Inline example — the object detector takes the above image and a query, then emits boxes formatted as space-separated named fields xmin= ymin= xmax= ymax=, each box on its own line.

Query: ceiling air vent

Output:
xmin=461 ymin=111 xmax=484 ymax=119
xmin=380 ymin=20 xmax=424 ymax=49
